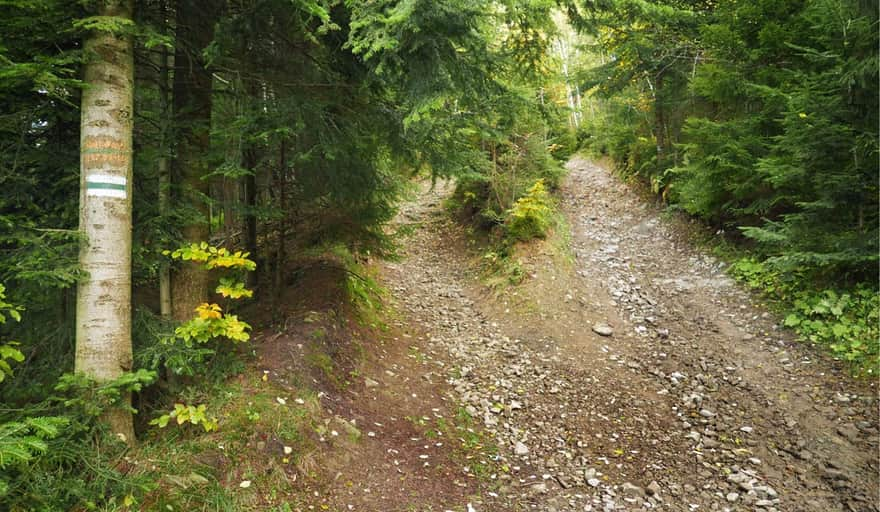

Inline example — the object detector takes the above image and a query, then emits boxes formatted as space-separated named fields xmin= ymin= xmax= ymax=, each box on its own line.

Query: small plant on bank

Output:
xmin=166 ymin=243 xmax=256 ymax=271
xmin=149 ymin=403 xmax=219 ymax=432
xmin=505 ymin=179 xmax=553 ymax=242
xmin=152 ymin=243 xmax=256 ymax=375
xmin=140 ymin=243 xmax=257 ymax=434
xmin=730 ymin=258 xmax=879 ymax=376
xmin=783 ymin=288 xmax=879 ymax=375
xmin=174 ymin=302 xmax=251 ymax=345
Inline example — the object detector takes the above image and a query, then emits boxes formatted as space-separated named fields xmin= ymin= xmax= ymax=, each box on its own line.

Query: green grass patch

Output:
xmin=129 ymin=375 xmax=323 ymax=511
xmin=451 ymin=407 xmax=501 ymax=481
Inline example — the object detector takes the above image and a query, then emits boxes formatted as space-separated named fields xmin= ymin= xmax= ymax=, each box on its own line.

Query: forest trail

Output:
xmin=325 ymin=158 xmax=878 ymax=512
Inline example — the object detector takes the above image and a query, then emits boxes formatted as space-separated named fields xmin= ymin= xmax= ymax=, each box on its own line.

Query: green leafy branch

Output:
xmin=164 ymin=242 xmax=255 ymax=271
xmin=172 ymin=303 xmax=251 ymax=345
xmin=216 ymin=277 xmax=253 ymax=299
xmin=0 ymin=416 xmax=69 ymax=497
xmin=149 ymin=404 xmax=218 ymax=432
xmin=162 ymin=243 xmax=256 ymax=348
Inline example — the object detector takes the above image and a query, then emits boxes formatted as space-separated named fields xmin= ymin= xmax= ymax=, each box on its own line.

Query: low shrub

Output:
xmin=504 ymin=179 xmax=553 ymax=242
xmin=730 ymin=258 xmax=878 ymax=376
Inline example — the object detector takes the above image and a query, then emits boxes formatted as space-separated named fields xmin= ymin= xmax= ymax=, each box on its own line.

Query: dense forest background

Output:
xmin=570 ymin=0 xmax=878 ymax=371
xmin=0 ymin=0 xmax=876 ymax=509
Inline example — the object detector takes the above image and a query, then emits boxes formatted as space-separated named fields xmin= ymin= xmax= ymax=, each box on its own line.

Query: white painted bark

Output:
xmin=76 ymin=0 xmax=135 ymax=444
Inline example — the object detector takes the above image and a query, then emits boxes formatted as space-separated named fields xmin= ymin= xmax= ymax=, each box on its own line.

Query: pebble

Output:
xmin=620 ymin=482 xmax=645 ymax=498
xmin=514 ymin=441 xmax=529 ymax=456
xmin=592 ymin=323 xmax=614 ymax=336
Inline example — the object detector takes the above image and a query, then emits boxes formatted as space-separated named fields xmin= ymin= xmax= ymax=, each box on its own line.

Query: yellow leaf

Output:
xmin=196 ymin=303 xmax=222 ymax=320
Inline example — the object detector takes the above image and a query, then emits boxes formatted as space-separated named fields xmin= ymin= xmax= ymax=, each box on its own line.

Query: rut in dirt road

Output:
xmin=383 ymin=157 xmax=878 ymax=512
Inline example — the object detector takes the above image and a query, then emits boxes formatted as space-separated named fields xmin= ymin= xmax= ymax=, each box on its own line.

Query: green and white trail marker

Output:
xmin=86 ymin=174 xmax=127 ymax=199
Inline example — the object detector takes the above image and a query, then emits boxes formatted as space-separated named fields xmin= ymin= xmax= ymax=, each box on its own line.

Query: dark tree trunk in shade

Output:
xmin=170 ymin=0 xmax=222 ymax=321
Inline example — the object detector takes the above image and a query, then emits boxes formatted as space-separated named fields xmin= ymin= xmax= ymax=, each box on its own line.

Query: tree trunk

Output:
xmin=76 ymin=0 xmax=136 ymax=444
xmin=158 ymin=2 xmax=172 ymax=318
xmin=272 ymin=138 xmax=287 ymax=320
xmin=243 ymin=143 xmax=259 ymax=288
xmin=653 ymin=71 xmax=667 ymax=164
xmin=170 ymin=0 xmax=220 ymax=321
xmin=158 ymin=166 xmax=172 ymax=317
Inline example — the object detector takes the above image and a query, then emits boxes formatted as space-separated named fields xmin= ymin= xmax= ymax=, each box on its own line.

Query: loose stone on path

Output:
xmin=592 ymin=323 xmax=614 ymax=336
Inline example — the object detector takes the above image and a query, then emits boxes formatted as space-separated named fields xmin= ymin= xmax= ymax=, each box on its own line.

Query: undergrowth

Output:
xmin=130 ymin=375 xmax=323 ymax=511
xmin=728 ymin=257 xmax=879 ymax=376
xmin=505 ymin=180 xmax=553 ymax=242
xmin=451 ymin=177 xmax=567 ymax=290
xmin=0 ymin=242 xmax=385 ymax=511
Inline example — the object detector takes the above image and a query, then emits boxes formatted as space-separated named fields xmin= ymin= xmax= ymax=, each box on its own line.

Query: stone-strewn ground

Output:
xmin=329 ymin=158 xmax=877 ymax=512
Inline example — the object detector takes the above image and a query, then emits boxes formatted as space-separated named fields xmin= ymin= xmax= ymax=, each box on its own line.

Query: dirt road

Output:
xmin=332 ymin=158 xmax=878 ymax=511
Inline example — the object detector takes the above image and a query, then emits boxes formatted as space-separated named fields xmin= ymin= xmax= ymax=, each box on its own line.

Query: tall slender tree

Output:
xmin=75 ymin=0 xmax=136 ymax=443
xmin=157 ymin=0 xmax=173 ymax=318
xmin=170 ymin=0 xmax=222 ymax=321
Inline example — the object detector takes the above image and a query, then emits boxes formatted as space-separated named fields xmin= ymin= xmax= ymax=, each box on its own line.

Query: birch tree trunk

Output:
xmin=76 ymin=0 xmax=135 ymax=444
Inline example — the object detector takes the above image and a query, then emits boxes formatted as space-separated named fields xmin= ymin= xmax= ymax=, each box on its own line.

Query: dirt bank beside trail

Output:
xmin=317 ymin=157 xmax=877 ymax=512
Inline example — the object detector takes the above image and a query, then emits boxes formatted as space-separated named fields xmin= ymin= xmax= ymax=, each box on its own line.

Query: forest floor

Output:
xmin=259 ymin=157 xmax=878 ymax=512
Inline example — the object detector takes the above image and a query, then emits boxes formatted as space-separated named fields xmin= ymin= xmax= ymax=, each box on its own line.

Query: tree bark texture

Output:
xmin=654 ymin=71 xmax=667 ymax=162
xmin=76 ymin=0 xmax=136 ymax=444
xmin=170 ymin=0 xmax=221 ymax=321
xmin=243 ymin=143 xmax=259 ymax=288
xmin=272 ymin=138 xmax=287 ymax=319
xmin=158 ymin=4 xmax=172 ymax=318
